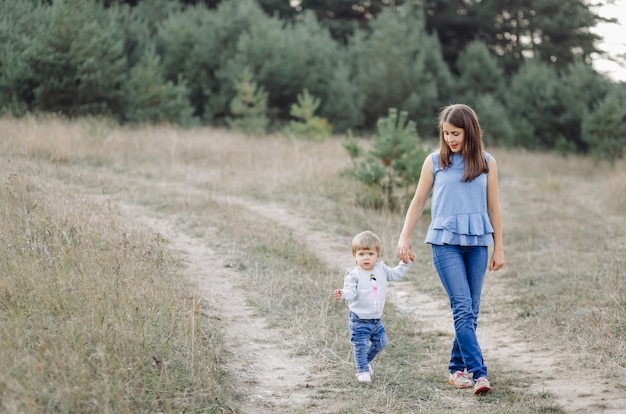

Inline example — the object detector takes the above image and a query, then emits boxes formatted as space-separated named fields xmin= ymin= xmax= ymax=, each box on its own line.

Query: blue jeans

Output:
xmin=348 ymin=312 xmax=388 ymax=373
xmin=432 ymin=244 xmax=488 ymax=380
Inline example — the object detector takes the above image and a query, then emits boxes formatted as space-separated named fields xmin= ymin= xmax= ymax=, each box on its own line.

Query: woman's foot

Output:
xmin=473 ymin=377 xmax=491 ymax=395
xmin=448 ymin=371 xmax=472 ymax=388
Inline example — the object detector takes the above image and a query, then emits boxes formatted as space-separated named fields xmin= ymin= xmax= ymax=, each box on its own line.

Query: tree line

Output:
xmin=1 ymin=0 xmax=625 ymax=160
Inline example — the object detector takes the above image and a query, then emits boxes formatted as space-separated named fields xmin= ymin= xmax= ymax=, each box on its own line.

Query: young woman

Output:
xmin=396 ymin=104 xmax=504 ymax=395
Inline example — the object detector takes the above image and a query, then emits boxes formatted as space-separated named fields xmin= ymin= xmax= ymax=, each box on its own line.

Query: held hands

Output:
xmin=333 ymin=289 xmax=342 ymax=301
xmin=397 ymin=241 xmax=414 ymax=264
xmin=406 ymin=250 xmax=415 ymax=263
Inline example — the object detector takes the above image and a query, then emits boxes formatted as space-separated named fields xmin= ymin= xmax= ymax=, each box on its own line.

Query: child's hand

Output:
xmin=408 ymin=250 xmax=415 ymax=262
xmin=333 ymin=289 xmax=342 ymax=300
xmin=401 ymin=250 xmax=415 ymax=264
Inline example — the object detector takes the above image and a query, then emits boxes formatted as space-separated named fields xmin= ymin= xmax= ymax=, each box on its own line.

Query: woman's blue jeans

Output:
xmin=432 ymin=244 xmax=488 ymax=380
xmin=349 ymin=312 xmax=387 ymax=373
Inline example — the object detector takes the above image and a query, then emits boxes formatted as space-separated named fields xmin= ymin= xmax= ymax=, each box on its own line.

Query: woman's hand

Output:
xmin=489 ymin=250 xmax=504 ymax=271
xmin=397 ymin=239 xmax=413 ymax=264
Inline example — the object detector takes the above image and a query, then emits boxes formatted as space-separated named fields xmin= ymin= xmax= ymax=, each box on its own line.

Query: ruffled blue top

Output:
xmin=425 ymin=152 xmax=494 ymax=246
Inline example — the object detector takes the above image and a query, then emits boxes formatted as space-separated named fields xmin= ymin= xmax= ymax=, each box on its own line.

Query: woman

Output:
xmin=397 ymin=104 xmax=504 ymax=395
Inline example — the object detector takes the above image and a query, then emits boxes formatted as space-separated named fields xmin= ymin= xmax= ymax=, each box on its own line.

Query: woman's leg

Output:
xmin=432 ymin=244 xmax=488 ymax=380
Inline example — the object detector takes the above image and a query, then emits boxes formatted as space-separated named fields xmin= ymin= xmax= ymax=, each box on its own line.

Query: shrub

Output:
xmin=473 ymin=94 xmax=514 ymax=147
xmin=349 ymin=5 xmax=452 ymax=135
xmin=226 ymin=68 xmax=269 ymax=135
xmin=287 ymin=89 xmax=332 ymax=140
xmin=506 ymin=60 xmax=565 ymax=149
xmin=582 ymin=87 xmax=626 ymax=163
xmin=558 ymin=61 xmax=612 ymax=153
xmin=224 ymin=10 xmax=340 ymax=123
xmin=25 ymin=0 xmax=127 ymax=116
xmin=343 ymin=108 xmax=430 ymax=210
xmin=122 ymin=48 xmax=195 ymax=126
xmin=455 ymin=40 xmax=506 ymax=99
xmin=0 ymin=0 xmax=43 ymax=115
xmin=156 ymin=4 xmax=222 ymax=122
xmin=319 ymin=59 xmax=364 ymax=133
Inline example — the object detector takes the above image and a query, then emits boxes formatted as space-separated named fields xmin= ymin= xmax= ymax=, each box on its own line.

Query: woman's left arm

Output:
xmin=487 ymin=156 xmax=504 ymax=271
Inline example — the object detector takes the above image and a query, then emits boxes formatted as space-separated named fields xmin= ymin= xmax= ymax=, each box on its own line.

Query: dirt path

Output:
xmin=215 ymin=196 xmax=626 ymax=413
xmin=120 ymin=192 xmax=626 ymax=413
xmin=118 ymin=203 xmax=319 ymax=413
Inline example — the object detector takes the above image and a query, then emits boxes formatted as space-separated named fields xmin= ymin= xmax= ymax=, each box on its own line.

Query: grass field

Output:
xmin=1 ymin=115 xmax=624 ymax=413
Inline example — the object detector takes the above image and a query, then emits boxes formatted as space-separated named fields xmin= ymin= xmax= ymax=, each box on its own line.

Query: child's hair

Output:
xmin=351 ymin=230 xmax=381 ymax=256
xmin=437 ymin=104 xmax=489 ymax=182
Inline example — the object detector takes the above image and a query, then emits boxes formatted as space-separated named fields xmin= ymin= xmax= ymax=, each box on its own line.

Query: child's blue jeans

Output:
xmin=432 ymin=244 xmax=488 ymax=381
xmin=349 ymin=311 xmax=387 ymax=373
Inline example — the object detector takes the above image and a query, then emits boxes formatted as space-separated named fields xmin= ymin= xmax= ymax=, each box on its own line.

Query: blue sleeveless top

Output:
xmin=425 ymin=152 xmax=494 ymax=246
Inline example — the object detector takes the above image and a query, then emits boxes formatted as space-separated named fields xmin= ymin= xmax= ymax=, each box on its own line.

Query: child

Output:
xmin=334 ymin=230 xmax=414 ymax=383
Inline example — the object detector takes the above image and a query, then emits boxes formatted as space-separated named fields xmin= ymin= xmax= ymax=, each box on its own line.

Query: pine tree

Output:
xmin=226 ymin=68 xmax=269 ymax=135
xmin=506 ymin=60 xmax=565 ymax=149
xmin=342 ymin=109 xmax=430 ymax=210
xmin=582 ymin=88 xmax=626 ymax=163
xmin=123 ymin=48 xmax=195 ymax=125
xmin=288 ymin=89 xmax=332 ymax=140
xmin=26 ymin=0 xmax=127 ymax=116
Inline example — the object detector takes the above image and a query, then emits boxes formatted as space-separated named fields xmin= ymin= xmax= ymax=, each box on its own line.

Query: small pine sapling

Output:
xmin=227 ymin=68 xmax=269 ymax=135
xmin=342 ymin=108 xmax=430 ymax=210
xmin=288 ymin=89 xmax=332 ymax=140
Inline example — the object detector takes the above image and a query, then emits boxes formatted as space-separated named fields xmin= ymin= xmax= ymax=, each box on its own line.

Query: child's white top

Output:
xmin=340 ymin=261 xmax=412 ymax=319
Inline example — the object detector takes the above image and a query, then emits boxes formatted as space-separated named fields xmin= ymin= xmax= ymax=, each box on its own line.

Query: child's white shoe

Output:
xmin=356 ymin=372 xmax=371 ymax=383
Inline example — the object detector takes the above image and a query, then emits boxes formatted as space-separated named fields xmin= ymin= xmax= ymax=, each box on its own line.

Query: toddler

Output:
xmin=334 ymin=230 xmax=413 ymax=383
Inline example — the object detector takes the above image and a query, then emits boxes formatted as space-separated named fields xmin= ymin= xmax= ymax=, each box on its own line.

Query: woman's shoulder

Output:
xmin=428 ymin=151 xmax=439 ymax=167
xmin=483 ymin=151 xmax=498 ymax=166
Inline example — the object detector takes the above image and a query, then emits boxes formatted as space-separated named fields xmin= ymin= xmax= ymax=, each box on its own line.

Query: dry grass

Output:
xmin=1 ymin=115 xmax=624 ymax=413
xmin=0 ymin=119 xmax=232 ymax=412
xmin=491 ymin=150 xmax=626 ymax=375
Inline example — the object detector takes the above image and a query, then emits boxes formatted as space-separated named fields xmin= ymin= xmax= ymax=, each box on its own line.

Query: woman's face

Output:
xmin=442 ymin=122 xmax=465 ymax=153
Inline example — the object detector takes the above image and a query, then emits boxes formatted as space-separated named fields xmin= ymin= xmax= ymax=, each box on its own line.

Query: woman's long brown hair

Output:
xmin=437 ymin=104 xmax=489 ymax=181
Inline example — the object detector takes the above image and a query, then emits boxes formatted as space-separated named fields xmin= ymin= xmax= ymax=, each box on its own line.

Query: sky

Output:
xmin=591 ymin=0 xmax=626 ymax=82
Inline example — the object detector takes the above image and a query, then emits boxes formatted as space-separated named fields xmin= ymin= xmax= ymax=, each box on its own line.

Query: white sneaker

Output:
xmin=356 ymin=372 xmax=371 ymax=383
xmin=473 ymin=377 xmax=491 ymax=395
xmin=448 ymin=371 xmax=473 ymax=388
xmin=368 ymin=363 xmax=374 ymax=378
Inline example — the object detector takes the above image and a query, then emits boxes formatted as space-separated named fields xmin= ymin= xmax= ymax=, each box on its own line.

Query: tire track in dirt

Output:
xmin=221 ymin=195 xmax=626 ymax=414
xmin=116 ymin=202 xmax=320 ymax=414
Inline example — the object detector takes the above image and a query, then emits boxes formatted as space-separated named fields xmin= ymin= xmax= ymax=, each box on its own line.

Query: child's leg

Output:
xmin=367 ymin=320 xmax=388 ymax=363
xmin=349 ymin=313 xmax=373 ymax=373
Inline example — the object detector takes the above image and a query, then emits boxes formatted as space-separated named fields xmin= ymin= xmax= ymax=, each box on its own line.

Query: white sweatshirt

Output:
xmin=340 ymin=261 xmax=412 ymax=319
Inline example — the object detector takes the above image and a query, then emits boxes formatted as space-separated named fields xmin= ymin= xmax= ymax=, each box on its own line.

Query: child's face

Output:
xmin=355 ymin=248 xmax=379 ymax=270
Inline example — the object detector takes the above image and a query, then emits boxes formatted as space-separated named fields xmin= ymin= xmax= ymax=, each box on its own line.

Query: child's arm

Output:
xmin=335 ymin=269 xmax=358 ymax=301
xmin=383 ymin=259 xmax=413 ymax=282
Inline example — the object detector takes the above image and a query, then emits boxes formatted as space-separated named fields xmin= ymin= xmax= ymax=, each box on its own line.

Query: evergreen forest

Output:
xmin=1 ymin=0 xmax=625 ymax=160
